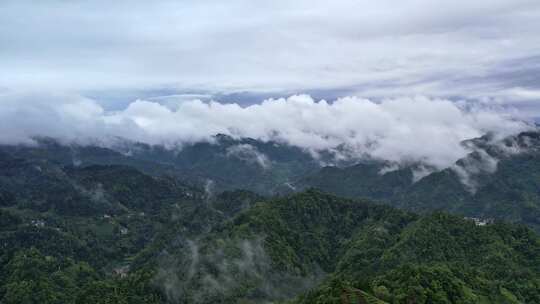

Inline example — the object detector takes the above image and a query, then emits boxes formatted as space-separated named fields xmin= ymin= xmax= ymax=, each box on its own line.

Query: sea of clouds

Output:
xmin=0 ymin=92 xmax=530 ymax=171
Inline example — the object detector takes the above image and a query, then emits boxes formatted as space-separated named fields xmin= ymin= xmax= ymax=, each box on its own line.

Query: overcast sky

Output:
xmin=0 ymin=1 xmax=539 ymax=169
xmin=1 ymin=0 xmax=540 ymax=104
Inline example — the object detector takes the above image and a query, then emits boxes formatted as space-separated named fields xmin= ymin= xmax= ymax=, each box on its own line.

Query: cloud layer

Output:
xmin=1 ymin=0 xmax=540 ymax=108
xmin=0 ymin=92 xmax=529 ymax=170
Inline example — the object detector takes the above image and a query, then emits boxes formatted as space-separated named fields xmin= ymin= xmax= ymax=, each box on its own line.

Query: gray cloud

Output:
xmin=1 ymin=0 xmax=539 ymax=106
xmin=0 ymin=1 xmax=538 ymax=172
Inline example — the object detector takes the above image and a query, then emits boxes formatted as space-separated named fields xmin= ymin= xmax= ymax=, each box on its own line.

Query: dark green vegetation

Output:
xmin=0 ymin=151 xmax=265 ymax=303
xmin=0 ymin=135 xmax=320 ymax=195
xmin=296 ymin=131 xmax=540 ymax=232
xmin=1 ymin=131 xmax=540 ymax=303
xmin=290 ymin=203 xmax=540 ymax=304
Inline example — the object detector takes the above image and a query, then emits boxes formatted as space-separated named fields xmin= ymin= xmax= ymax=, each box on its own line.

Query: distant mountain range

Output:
xmin=295 ymin=131 xmax=540 ymax=232
xmin=0 ymin=134 xmax=321 ymax=195
xmin=2 ymin=130 xmax=540 ymax=231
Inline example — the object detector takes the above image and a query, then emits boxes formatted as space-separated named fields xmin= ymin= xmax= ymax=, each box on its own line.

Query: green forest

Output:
xmin=1 ymin=132 xmax=540 ymax=303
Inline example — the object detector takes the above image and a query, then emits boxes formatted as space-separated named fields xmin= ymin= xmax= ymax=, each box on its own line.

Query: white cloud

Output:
xmin=503 ymin=88 xmax=540 ymax=100
xmin=0 ymin=92 xmax=530 ymax=171
xmin=452 ymin=149 xmax=499 ymax=193
xmin=226 ymin=144 xmax=271 ymax=169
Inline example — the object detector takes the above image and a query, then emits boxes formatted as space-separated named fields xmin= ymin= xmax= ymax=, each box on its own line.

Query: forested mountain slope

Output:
xmin=296 ymin=131 xmax=540 ymax=232
xmin=0 ymin=154 xmax=263 ymax=304
xmin=1 ymin=132 xmax=540 ymax=303
xmin=0 ymin=134 xmax=321 ymax=195
xmin=116 ymin=190 xmax=540 ymax=304
xmin=5 ymin=131 xmax=540 ymax=234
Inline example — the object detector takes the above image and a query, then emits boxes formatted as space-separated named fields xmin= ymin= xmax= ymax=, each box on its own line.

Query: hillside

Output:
xmin=0 ymin=155 xmax=264 ymax=304
xmin=1 ymin=133 xmax=540 ymax=303
xmin=0 ymin=135 xmax=321 ymax=195
xmin=6 ymin=131 xmax=540 ymax=235
xmin=126 ymin=191 xmax=540 ymax=304
xmin=296 ymin=131 xmax=540 ymax=232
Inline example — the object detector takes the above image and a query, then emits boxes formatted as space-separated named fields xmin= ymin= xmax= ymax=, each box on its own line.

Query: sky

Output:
xmin=1 ymin=1 xmax=540 ymax=103
xmin=0 ymin=1 xmax=539 ymax=169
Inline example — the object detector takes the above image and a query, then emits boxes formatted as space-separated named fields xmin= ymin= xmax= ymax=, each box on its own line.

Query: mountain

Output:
xmin=0 ymin=135 xmax=321 ymax=195
xmin=295 ymin=209 xmax=540 ymax=304
xmin=0 ymin=148 xmax=199 ymax=216
xmin=134 ymin=190 xmax=540 ymax=304
xmin=142 ymin=134 xmax=321 ymax=194
xmin=0 ymin=153 xmax=265 ymax=304
xmin=1 ymin=131 xmax=540 ymax=303
xmin=0 ymin=144 xmax=539 ymax=304
xmin=4 ymin=131 xmax=540 ymax=234
xmin=293 ymin=160 xmax=415 ymax=201
xmin=295 ymin=131 xmax=540 ymax=232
